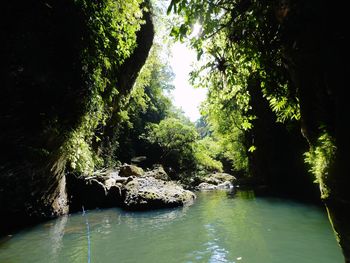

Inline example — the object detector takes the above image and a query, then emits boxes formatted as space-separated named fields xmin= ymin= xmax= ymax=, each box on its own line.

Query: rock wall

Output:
xmin=246 ymin=75 xmax=319 ymax=200
xmin=0 ymin=0 xmax=85 ymax=234
xmin=281 ymin=1 xmax=350 ymax=260
xmin=0 ymin=0 xmax=154 ymax=234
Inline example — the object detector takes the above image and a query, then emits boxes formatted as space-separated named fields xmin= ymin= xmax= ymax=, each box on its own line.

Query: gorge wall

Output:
xmin=280 ymin=0 xmax=350 ymax=260
xmin=0 ymin=0 xmax=154 ymax=234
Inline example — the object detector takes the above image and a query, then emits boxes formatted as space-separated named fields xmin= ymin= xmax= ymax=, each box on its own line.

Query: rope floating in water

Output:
xmin=82 ymin=206 xmax=91 ymax=263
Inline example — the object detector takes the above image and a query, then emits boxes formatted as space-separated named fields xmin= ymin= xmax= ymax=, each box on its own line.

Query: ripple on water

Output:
xmin=0 ymin=191 xmax=344 ymax=263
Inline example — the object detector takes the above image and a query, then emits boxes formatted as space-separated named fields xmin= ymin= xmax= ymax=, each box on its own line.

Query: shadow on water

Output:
xmin=225 ymin=189 xmax=256 ymax=200
xmin=0 ymin=190 xmax=343 ymax=263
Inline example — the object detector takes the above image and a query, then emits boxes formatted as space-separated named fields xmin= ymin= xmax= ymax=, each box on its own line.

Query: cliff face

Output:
xmin=281 ymin=1 xmax=350 ymax=260
xmin=246 ymin=76 xmax=319 ymax=201
xmin=0 ymin=0 xmax=154 ymax=234
xmin=0 ymin=0 xmax=85 ymax=233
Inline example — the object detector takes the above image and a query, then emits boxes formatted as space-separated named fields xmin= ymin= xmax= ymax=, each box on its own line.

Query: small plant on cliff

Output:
xmin=304 ymin=131 xmax=336 ymax=199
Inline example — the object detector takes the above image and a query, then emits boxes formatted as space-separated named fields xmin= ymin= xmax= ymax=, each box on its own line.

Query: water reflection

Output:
xmin=0 ymin=191 xmax=343 ymax=263
xmin=49 ymin=215 xmax=68 ymax=262
xmin=204 ymin=223 xmax=230 ymax=263
xmin=118 ymin=205 xmax=189 ymax=231
xmin=234 ymin=190 xmax=255 ymax=200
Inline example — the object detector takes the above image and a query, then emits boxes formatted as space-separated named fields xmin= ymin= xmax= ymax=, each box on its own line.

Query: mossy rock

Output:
xmin=144 ymin=164 xmax=170 ymax=181
xmin=123 ymin=177 xmax=196 ymax=210
xmin=203 ymin=173 xmax=236 ymax=185
xmin=119 ymin=164 xmax=144 ymax=177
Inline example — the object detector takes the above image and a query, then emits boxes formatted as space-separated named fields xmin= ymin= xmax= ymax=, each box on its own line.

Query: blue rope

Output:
xmin=82 ymin=206 xmax=91 ymax=263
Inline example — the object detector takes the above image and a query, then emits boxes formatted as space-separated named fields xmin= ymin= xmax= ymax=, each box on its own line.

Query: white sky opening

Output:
xmin=190 ymin=22 xmax=202 ymax=38
xmin=169 ymin=42 xmax=207 ymax=122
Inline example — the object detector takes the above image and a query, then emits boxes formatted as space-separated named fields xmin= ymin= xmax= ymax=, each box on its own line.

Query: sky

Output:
xmin=169 ymin=42 xmax=207 ymax=122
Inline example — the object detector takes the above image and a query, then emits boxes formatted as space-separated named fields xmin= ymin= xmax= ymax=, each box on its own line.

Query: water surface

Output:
xmin=0 ymin=190 xmax=343 ymax=262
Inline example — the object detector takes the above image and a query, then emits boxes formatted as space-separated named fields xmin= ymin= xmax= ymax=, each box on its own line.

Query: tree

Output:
xmin=194 ymin=137 xmax=223 ymax=172
xmin=145 ymin=117 xmax=199 ymax=171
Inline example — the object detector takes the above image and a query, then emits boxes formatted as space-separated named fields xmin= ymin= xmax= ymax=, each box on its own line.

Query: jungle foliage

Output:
xmin=2 ymin=0 xmax=347 ymax=258
xmin=167 ymin=0 xmax=334 ymax=185
xmin=20 ymin=0 xmax=229 ymax=182
xmin=0 ymin=0 xmax=155 ymax=227
xmin=59 ymin=0 xmax=148 ymax=174
xmin=114 ymin=56 xmax=227 ymax=178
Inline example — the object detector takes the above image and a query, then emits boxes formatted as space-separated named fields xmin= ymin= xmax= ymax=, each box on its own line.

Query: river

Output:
xmin=0 ymin=190 xmax=343 ymax=262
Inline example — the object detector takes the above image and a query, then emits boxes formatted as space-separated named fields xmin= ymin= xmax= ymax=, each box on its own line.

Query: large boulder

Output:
xmin=67 ymin=166 xmax=195 ymax=212
xmin=119 ymin=164 xmax=144 ymax=177
xmin=67 ymin=174 xmax=123 ymax=211
xmin=123 ymin=177 xmax=196 ymax=210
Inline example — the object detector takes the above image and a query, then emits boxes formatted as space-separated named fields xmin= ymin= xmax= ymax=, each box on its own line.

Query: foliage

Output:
xmin=145 ymin=117 xmax=199 ymax=169
xmin=144 ymin=117 xmax=226 ymax=175
xmin=111 ymin=10 xmax=175 ymax=163
xmin=304 ymin=131 xmax=336 ymax=199
xmin=264 ymin=85 xmax=300 ymax=123
xmin=117 ymin=42 xmax=226 ymax=177
xmin=61 ymin=0 xmax=251 ymax=178
xmin=109 ymin=1 xmax=225 ymax=178
xmin=194 ymin=137 xmax=223 ymax=172
xmin=61 ymin=0 xmax=146 ymax=174
xmin=195 ymin=117 xmax=211 ymax=138
xmin=129 ymin=44 xmax=174 ymax=121
xmin=167 ymin=0 xmax=302 ymax=175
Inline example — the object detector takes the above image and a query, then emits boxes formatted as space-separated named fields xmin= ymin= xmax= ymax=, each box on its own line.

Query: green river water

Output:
xmin=0 ymin=190 xmax=343 ymax=263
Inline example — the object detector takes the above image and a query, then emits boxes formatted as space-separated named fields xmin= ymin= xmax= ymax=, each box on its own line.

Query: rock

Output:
xmin=197 ymin=182 xmax=218 ymax=191
xmin=104 ymin=177 xmax=116 ymax=189
xmin=196 ymin=172 xmax=236 ymax=190
xmin=196 ymin=181 xmax=234 ymax=191
xmin=0 ymin=1 xmax=155 ymax=233
xmin=67 ymin=175 xmax=116 ymax=211
xmin=131 ymin=156 xmax=147 ymax=164
xmin=123 ymin=177 xmax=196 ymax=210
xmin=114 ymin=176 xmax=129 ymax=183
xmin=201 ymin=172 xmax=236 ymax=185
xmin=217 ymin=181 xmax=233 ymax=189
xmin=68 ymin=166 xmax=195 ymax=211
xmin=106 ymin=185 xmax=123 ymax=206
xmin=203 ymin=177 xmax=222 ymax=185
xmin=210 ymin=173 xmax=236 ymax=183
xmin=144 ymin=164 xmax=170 ymax=181
xmin=119 ymin=164 xmax=144 ymax=177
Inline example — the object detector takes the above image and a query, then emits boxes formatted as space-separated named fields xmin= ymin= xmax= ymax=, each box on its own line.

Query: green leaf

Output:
xmin=248 ymin=145 xmax=257 ymax=152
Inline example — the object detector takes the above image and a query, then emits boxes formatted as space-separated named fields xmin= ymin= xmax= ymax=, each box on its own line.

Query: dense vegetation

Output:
xmin=107 ymin=9 xmax=231 ymax=179
xmin=167 ymin=0 xmax=305 ymax=181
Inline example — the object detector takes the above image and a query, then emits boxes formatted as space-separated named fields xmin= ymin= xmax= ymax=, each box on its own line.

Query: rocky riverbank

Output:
xmin=66 ymin=164 xmax=238 ymax=212
xmin=67 ymin=164 xmax=196 ymax=212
